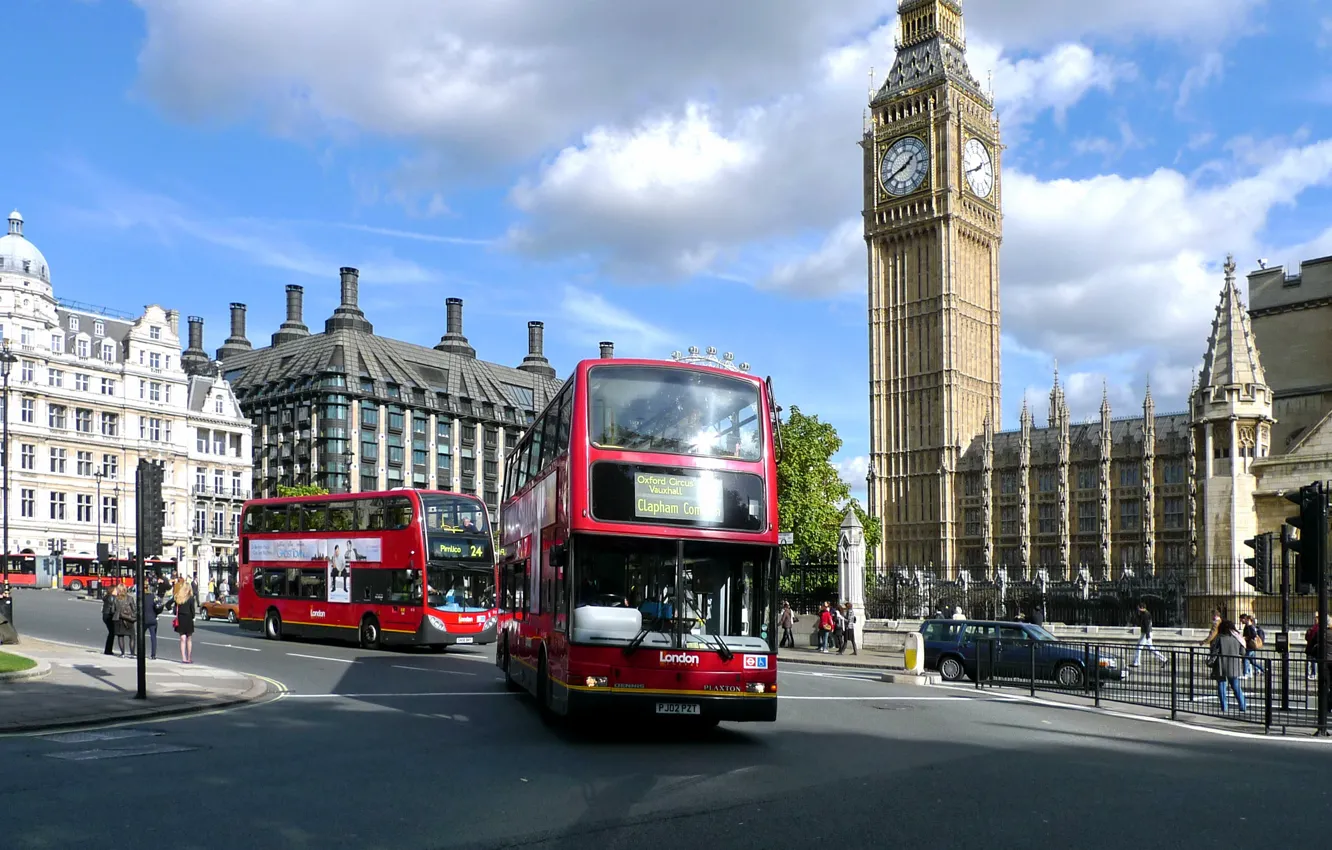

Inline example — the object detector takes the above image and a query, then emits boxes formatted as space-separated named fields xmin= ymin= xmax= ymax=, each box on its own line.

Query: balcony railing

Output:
xmin=193 ymin=485 xmax=250 ymax=500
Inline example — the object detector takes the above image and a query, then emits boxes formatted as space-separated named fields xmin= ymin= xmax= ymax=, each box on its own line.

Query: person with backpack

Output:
xmin=1240 ymin=613 xmax=1266 ymax=678
xmin=817 ymin=602 xmax=834 ymax=652
xmin=101 ymin=587 xmax=117 ymax=655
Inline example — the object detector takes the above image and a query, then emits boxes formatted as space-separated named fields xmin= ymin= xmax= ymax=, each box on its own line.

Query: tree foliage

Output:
xmin=276 ymin=484 xmax=330 ymax=497
xmin=777 ymin=406 xmax=878 ymax=562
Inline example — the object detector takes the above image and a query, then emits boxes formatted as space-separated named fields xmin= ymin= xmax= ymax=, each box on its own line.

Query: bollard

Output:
xmin=902 ymin=631 xmax=924 ymax=674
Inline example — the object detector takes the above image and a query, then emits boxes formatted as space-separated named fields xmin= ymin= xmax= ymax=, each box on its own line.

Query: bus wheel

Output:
xmin=537 ymin=654 xmax=554 ymax=720
xmin=501 ymin=643 xmax=519 ymax=692
xmin=264 ymin=610 xmax=283 ymax=640
xmin=69 ymin=580 xmax=83 ymax=592
xmin=359 ymin=616 xmax=382 ymax=650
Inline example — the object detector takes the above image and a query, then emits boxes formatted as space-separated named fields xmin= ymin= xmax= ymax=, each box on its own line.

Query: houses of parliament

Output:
xmin=865 ymin=0 xmax=1332 ymax=579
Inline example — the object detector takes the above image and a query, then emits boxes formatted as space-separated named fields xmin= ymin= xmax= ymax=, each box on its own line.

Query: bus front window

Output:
xmin=427 ymin=567 xmax=494 ymax=613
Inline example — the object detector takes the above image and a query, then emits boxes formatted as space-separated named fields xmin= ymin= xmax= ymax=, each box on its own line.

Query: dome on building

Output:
xmin=0 ymin=210 xmax=50 ymax=282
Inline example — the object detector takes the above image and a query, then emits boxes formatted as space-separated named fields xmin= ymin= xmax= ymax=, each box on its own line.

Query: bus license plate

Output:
xmin=655 ymin=702 xmax=700 ymax=716
xmin=455 ymin=637 xmax=474 ymax=644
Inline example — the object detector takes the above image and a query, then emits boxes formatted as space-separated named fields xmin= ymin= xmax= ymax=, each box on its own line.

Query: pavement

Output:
xmin=0 ymin=636 xmax=275 ymax=733
xmin=5 ymin=588 xmax=1332 ymax=849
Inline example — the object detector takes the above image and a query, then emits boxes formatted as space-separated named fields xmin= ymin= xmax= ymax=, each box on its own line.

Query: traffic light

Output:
xmin=1243 ymin=532 xmax=1273 ymax=594
xmin=1284 ymin=483 xmax=1328 ymax=592
xmin=137 ymin=460 xmax=165 ymax=558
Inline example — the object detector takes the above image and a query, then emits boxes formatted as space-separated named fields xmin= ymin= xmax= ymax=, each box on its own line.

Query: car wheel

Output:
xmin=939 ymin=655 xmax=965 ymax=682
xmin=1055 ymin=661 xmax=1086 ymax=689
xmin=202 ymin=609 xmax=211 ymax=621
xmin=227 ymin=610 xmax=238 ymax=624
xmin=264 ymin=609 xmax=282 ymax=640
xmin=359 ymin=616 xmax=381 ymax=650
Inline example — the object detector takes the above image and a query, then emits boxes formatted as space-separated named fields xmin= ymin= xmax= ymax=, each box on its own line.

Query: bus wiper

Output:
xmin=623 ymin=617 xmax=663 ymax=656
xmin=707 ymin=631 xmax=734 ymax=662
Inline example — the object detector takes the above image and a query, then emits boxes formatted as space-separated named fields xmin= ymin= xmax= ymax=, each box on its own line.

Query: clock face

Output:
xmin=880 ymin=136 xmax=929 ymax=197
xmin=963 ymin=138 xmax=994 ymax=199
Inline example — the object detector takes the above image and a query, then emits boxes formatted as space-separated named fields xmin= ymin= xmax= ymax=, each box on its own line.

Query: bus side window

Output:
xmin=539 ymin=408 xmax=560 ymax=470
xmin=327 ymin=502 xmax=355 ymax=531
xmin=516 ymin=439 xmax=533 ymax=492
xmin=384 ymin=497 xmax=413 ymax=530
xmin=555 ymin=388 xmax=573 ymax=458
xmin=364 ymin=500 xmax=385 ymax=531
xmin=527 ymin=418 xmax=546 ymax=479
xmin=268 ymin=506 xmax=291 ymax=533
xmin=244 ymin=506 xmax=266 ymax=533
xmin=304 ymin=504 xmax=330 ymax=531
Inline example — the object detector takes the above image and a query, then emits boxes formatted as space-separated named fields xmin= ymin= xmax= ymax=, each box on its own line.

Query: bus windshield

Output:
xmin=588 ymin=365 xmax=762 ymax=461
xmin=420 ymin=493 xmax=492 ymax=563
xmin=427 ymin=566 xmax=494 ymax=613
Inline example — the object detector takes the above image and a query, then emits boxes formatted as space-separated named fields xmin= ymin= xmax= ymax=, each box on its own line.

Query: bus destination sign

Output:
xmin=633 ymin=472 xmax=723 ymax=522
xmin=428 ymin=537 xmax=491 ymax=562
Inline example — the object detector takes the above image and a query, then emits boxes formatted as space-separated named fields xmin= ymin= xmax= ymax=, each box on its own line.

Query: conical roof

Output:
xmin=1199 ymin=255 xmax=1266 ymax=390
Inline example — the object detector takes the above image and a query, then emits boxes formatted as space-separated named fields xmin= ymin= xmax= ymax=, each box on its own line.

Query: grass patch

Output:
xmin=0 ymin=650 xmax=36 ymax=674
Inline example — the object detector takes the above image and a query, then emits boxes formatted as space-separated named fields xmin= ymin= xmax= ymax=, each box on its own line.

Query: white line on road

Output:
xmin=287 ymin=653 xmax=357 ymax=664
xmin=392 ymin=665 xmax=476 ymax=677
xmin=204 ymin=642 xmax=260 ymax=652
xmin=779 ymin=695 xmax=1017 ymax=701
xmin=282 ymin=691 xmax=517 ymax=699
xmin=781 ymin=670 xmax=883 ymax=683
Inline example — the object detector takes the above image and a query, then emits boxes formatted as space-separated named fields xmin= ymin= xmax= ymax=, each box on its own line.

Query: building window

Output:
xmin=1038 ymin=502 xmax=1057 ymax=534
xmin=94 ymin=320 xmax=104 ymax=337
xmin=1000 ymin=505 xmax=1017 ymax=536
xmin=965 ymin=508 xmax=982 ymax=537
xmin=1078 ymin=500 xmax=1097 ymax=533
xmin=68 ymin=316 xmax=79 ymax=331
xmin=101 ymin=378 xmax=115 ymax=396
xmin=361 ymin=441 xmax=378 ymax=462
xmin=964 ymin=473 xmax=982 ymax=496
xmin=49 ymin=405 xmax=67 ymax=429
xmin=50 ymin=447 xmax=67 ymax=473
xmin=19 ymin=399 xmax=32 ymax=423
xmin=388 ymin=411 xmax=405 ymax=432
xmin=1163 ymin=460 xmax=1185 ymax=484
xmin=74 ymin=373 xmax=89 ymax=392
xmin=76 ymin=494 xmax=93 ymax=522
xmin=1077 ymin=465 xmax=1096 ymax=490
xmin=1119 ymin=499 xmax=1141 ymax=531
xmin=101 ymin=412 xmax=118 ymax=436
xmin=232 ymin=472 xmax=244 ymax=496
xmin=1163 ymin=496 xmax=1185 ymax=529
xmin=149 ymin=326 xmax=161 ymax=340
xmin=213 ymin=432 xmax=225 ymax=455
xmin=1119 ymin=462 xmax=1137 ymax=488
xmin=361 ymin=407 xmax=378 ymax=428
xmin=77 ymin=451 xmax=92 ymax=476
xmin=48 ymin=368 xmax=63 ymax=388
xmin=75 ymin=408 xmax=93 ymax=433
xmin=1038 ymin=470 xmax=1055 ymax=493
xmin=51 ymin=334 xmax=63 ymax=354
xmin=215 ymin=396 xmax=224 ymax=414
xmin=149 ymin=351 xmax=162 ymax=369
xmin=49 ymin=491 xmax=66 ymax=520
xmin=102 ymin=496 xmax=117 ymax=525
xmin=20 ymin=489 xmax=34 ymax=518
xmin=76 ymin=338 xmax=89 ymax=358
xmin=197 ymin=429 xmax=208 ymax=453
xmin=1000 ymin=472 xmax=1017 ymax=495
xmin=101 ymin=454 xmax=118 ymax=479
xmin=20 ymin=361 xmax=33 ymax=382
xmin=140 ymin=417 xmax=164 ymax=442
xmin=101 ymin=343 xmax=114 ymax=362
xmin=19 ymin=444 xmax=33 ymax=470
xmin=148 ymin=381 xmax=161 ymax=402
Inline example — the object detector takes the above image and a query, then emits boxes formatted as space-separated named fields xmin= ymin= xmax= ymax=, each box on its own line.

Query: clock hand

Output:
xmin=891 ymin=156 xmax=916 ymax=180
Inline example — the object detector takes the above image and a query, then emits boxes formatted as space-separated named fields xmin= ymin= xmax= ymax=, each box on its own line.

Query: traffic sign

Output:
xmin=777 ymin=532 xmax=794 ymax=546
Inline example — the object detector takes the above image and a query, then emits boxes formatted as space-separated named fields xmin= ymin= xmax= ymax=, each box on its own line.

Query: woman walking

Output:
xmin=173 ymin=578 xmax=196 ymax=663
xmin=113 ymin=585 xmax=137 ymax=657
xmin=1209 ymin=618 xmax=1247 ymax=713
xmin=142 ymin=584 xmax=163 ymax=660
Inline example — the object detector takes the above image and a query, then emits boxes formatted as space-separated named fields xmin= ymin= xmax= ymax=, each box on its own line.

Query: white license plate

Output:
xmin=454 ymin=637 xmax=474 ymax=645
xmin=655 ymin=702 xmax=700 ymax=716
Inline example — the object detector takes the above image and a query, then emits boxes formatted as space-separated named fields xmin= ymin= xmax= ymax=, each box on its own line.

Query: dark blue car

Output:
xmin=920 ymin=619 xmax=1124 ymax=687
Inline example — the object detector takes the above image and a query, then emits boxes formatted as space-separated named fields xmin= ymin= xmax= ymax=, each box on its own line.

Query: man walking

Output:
xmin=1131 ymin=602 xmax=1168 ymax=667
xmin=1240 ymin=613 xmax=1266 ymax=678
xmin=778 ymin=602 xmax=796 ymax=648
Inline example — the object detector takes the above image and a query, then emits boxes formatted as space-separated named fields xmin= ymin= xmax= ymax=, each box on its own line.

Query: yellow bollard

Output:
xmin=902 ymin=631 xmax=925 ymax=674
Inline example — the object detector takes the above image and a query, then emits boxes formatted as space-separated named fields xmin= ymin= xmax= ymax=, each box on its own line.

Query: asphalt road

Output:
xmin=5 ymin=588 xmax=1332 ymax=850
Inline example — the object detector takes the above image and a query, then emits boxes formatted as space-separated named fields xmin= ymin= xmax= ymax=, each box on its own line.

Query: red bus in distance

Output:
xmin=238 ymin=489 xmax=497 ymax=649
xmin=497 ymin=358 xmax=780 ymax=724
xmin=4 ymin=553 xmax=177 ymax=590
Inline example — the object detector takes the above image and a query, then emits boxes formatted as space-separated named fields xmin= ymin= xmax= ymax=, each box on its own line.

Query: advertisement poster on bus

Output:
xmin=248 ymin=537 xmax=383 ymax=604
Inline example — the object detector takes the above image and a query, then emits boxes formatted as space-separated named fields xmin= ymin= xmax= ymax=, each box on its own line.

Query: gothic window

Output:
xmin=1119 ymin=499 xmax=1141 ymax=531
xmin=1077 ymin=465 xmax=1096 ymax=490
xmin=964 ymin=508 xmax=981 ymax=537
xmin=1163 ymin=497 xmax=1185 ymax=529
xmin=1163 ymin=460 xmax=1185 ymax=484
xmin=1037 ymin=503 xmax=1057 ymax=534
xmin=1000 ymin=472 xmax=1017 ymax=495
xmin=1118 ymin=462 xmax=1137 ymax=488
xmin=1077 ymin=500 xmax=1097 ymax=533
xmin=999 ymin=505 xmax=1017 ymax=536
xmin=964 ymin=473 xmax=982 ymax=496
xmin=1038 ymin=471 xmax=1055 ymax=493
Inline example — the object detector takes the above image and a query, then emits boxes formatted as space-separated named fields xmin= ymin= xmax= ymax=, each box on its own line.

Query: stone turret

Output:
xmin=1099 ymin=384 xmax=1113 ymax=571
xmin=1142 ymin=383 xmax=1157 ymax=572
xmin=1019 ymin=397 xmax=1032 ymax=571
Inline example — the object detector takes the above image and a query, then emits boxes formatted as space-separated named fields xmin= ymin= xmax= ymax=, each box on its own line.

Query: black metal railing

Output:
xmin=967 ymin=637 xmax=1331 ymax=732
xmin=866 ymin=561 xmax=1321 ymax=628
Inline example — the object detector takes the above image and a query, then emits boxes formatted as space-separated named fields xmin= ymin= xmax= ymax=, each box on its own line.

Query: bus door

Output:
xmin=380 ymin=567 xmax=425 ymax=638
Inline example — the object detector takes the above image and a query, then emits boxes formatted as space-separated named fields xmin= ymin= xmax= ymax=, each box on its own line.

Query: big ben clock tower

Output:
xmin=865 ymin=0 xmax=1002 ymax=572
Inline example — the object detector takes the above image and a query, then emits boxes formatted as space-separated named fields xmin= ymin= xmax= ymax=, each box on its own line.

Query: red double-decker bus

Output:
xmin=5 ymin=553 xmax=177 ymax=590
xmin=238 ymin=489 xmax=497 ymax=649
xmin=497 ymin=358 xmax=780 ymax=724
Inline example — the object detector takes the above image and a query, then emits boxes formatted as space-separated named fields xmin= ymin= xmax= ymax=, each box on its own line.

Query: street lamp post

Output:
xmin=342 ymin=446 xmax=354 ymax=494
xmin=865 ymin=461 xmax=877 ymax=569
xmin=0 ymin=341 xmax=17 ymax=588
xmin=95 ymin=471 xmax=104 ymax=563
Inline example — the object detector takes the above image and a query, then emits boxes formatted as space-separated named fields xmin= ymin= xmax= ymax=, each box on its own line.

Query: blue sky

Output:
xmin=7 ymin=0 xmax=1332 ymax=499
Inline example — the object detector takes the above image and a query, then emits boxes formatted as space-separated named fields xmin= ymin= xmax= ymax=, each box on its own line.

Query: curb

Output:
xmin=0 ymin=675 xmax=280 ymax=735
xmin=779 ymin=653 xmax=900 ymax=673
xmin=0 ymin=653 xmax=52 ymax=682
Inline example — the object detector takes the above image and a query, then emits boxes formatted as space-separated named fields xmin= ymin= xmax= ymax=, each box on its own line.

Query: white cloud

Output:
xmin=556 ymin=285 xmax=676 ymax=355
xmin=762 ymin=219 xmax=864 ymax=296
xmin=963 ymin=0 xmax=1266 ymax=49
xmin=967 ymin=41 xmax=1134 ymax=129
xmin=1176 ymin=52 xmax=1224 ymax=113
xmin=834 ymin=454 xmax=869 ymax=503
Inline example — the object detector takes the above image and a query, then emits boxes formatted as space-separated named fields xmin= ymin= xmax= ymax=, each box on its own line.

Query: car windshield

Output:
xmin=571 ymin=535 xmax=771 ymax=650
xmin=1026 ymin=624 xmax=1057 ymax=641
xmin=426 ymin=567 xmax=494 ymax=612
xmin=587 ymin=365 xmax=763 ymax=461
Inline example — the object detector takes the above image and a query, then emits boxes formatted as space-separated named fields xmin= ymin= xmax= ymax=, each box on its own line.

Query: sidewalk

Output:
xmin=0 ymin=638 xmax=275 ymax=734
xmin=778 ymin=644 xmax=902 ymax=670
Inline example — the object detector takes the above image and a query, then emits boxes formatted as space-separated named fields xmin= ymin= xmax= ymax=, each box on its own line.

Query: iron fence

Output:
xmin=866 ymin=562 xmax=1322 ymax=629
xmin=780 ymin=562 xmax=839 ymax=614
xmin=966 ymin=637 xmax=1331 ymax=732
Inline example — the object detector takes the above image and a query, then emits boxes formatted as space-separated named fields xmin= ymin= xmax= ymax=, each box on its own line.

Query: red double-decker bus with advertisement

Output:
xmin=497 ymin=357 xmax=781 ymax=725
xmin=238 ymin=489 xmax=497 ymax=649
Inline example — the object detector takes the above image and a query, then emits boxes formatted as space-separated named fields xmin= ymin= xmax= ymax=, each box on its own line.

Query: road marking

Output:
xmin=282 ymin=691 xmax=517 ymax=699
xmin=781 ymin=670 xmax=882 ymax=683
xmin=392 ymin=665 xmax=476 ymax=677
xmin=779 ymin=695 xmax=1017 ymax=701
xmin=287 ymin=653 xmax=357 ymax=664
xmin=204 ymin=643 xmax=260 ymax=652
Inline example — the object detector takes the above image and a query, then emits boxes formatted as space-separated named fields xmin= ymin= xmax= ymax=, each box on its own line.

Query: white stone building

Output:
xmin=0 ymin=208 xmax=252 ymax=584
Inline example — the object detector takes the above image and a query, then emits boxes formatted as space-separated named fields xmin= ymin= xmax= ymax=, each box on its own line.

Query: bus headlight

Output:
xmin=585 ymin=676 xmax=608 ymax=688
xmin=745 ymin=683 xmax=766 ymax=693
xmin=427 ymin=615 xmax=448 ymax=632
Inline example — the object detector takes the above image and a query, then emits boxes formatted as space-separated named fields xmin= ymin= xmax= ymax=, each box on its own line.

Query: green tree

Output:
xmin=276 ymin=484 xmax=330 ymax=498
xmin=776 ymin=406 xmax=883 ymax=564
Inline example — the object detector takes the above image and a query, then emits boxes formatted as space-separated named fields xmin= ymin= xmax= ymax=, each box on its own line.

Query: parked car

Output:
xmin=200 ymin=594 xmax=239 ymax=623
xmin=920 ymin=619 xmax=1123 ymax=688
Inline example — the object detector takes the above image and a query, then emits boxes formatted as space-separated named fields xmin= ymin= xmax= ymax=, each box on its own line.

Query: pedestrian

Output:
xmin=778 ymin=602 xmax=796 ymax=648
xmin=207 ymin=577 xmax=216 ymax=603
xmin=113 ymin=585 xmax=137 ymax=657
xmin=1306 ymin=612 xmax=1328 ymax=681
xmin=1131 ymin=601 xmax=1168 ymax=667
xmin=101 ymin=585 xmax=117 ymax=655
xmin=1030 ymin=606 xmax=1044 ymax=626
xmin=173 ymin=578 xmax=196 ymax=663
xmin=951 ymin=606 xmax=965 ymax=620
xmin=832 ymin=603 xmax=846 ymax=652
xmin=817 ymin=602 xmax=834 ymax=652
xmin=1240 ymin=613 xmax=1266 ymax=678
xmin=839 ymin=603 xmax=859 ymax=656
xmin=1209 ymin=618 xmax=1247 ymax=712
xmin=142 ymin=584 xmax=163 ymax=660
xmin=1200 ymin=607 xmax=1222 ymax=646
